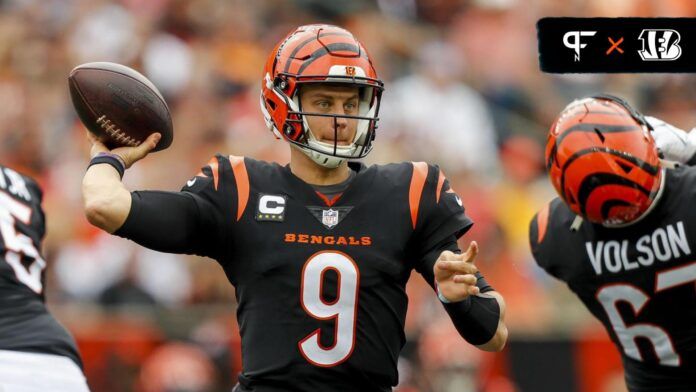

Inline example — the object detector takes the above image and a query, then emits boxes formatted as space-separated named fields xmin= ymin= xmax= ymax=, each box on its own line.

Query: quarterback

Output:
xmin=82 ymin=24 xmax=507 ymax=391
xmin=530 ymin=95 xmax=696 ymax=392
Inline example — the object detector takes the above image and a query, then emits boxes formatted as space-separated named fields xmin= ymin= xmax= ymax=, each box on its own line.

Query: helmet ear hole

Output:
xmin=274 ymin=76 xmax=288 ymax=91
xmin=266 ymin=99 xmax=276 ymax=110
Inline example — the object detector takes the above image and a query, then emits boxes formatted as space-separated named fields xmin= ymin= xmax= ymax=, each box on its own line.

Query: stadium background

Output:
xmin=1 ymin=0 xmax=695 ymax=391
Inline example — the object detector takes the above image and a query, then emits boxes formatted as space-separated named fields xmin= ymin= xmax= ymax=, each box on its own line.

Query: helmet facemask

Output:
xmin=283 ymin=76 xmax=382 ymax=168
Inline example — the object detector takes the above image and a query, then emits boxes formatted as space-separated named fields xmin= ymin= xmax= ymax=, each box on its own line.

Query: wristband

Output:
xmin=436 ymin=283 xmax=452 ymax=303
xmin=88 ymin=152 xmax=126 ymax=179
xmin=435 ymin=281 xmax=473 ymax=308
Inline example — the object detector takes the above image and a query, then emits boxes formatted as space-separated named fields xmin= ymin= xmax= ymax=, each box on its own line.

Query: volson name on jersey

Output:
xmin=585 ymin=221 xmax=690 ymax=276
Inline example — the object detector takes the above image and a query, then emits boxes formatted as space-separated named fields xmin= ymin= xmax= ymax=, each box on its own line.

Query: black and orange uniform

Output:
xmin=530 ymin=165 xmax=696 ymax=392
xmin=0 ymin=165 xmax=82 ymax=367
xmin=116 ymin=155 xmax=491 ymax=391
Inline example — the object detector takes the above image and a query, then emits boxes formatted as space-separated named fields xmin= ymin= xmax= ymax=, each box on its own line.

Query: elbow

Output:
xmin=486 ymin=324 xmax=509 ymax=352
xmin=82 ymin=175 xmax=130 ymax=233
xmin=84 ymin=197 xmax=113 ymax=231
xmin=474 ymin=323 xmax=508 ymax=352
xmin=83 ymin=190 xmax=129 ymax=233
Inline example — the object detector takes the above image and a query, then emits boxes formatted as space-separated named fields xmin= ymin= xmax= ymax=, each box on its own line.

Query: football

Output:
xmin=68 ymin=62 xmax=173 ymax=152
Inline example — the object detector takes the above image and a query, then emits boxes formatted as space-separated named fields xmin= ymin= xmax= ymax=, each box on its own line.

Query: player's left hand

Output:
xmin=433 ymin=241 xmax=480 ymax=302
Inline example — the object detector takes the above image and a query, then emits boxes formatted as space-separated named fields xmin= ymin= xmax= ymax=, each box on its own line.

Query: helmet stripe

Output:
xmin=556 ymin=123 xmax=641 ymax=145
xmin=600 ymin=199 xmax=632 ymax=221
xmin=282 ymin=32 xmax=351 ymax=73
xmin=577 ymin=172 xmax=650 ymax=216
xmin=296 ymin=43 xmax=362 ymax=74
xmin=560 ymin=146 xmax=659 ymax=200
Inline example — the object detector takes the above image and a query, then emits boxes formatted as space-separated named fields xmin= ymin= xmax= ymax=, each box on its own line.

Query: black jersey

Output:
xmin=117 ymin=155 xmax=473 ymax=391
xmin=530 ymin=166 xmax=696 ymax=392
xmin=0 ymin=165 xmax=81 ymax=367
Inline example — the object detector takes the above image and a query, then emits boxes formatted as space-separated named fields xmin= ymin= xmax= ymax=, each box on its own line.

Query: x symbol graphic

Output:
xmin=606 ymin=37 xmax=624 ymax=55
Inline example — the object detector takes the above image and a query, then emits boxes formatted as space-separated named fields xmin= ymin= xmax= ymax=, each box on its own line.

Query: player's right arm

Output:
xmin=82 ymin=132 xmax=160 ymax=232
xmin=82 ymin=132 xmax=229 ymax=259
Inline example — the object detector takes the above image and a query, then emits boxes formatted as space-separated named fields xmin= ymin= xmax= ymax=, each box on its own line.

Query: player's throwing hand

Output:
xmin=86 ymin=130 xmax=161 ymax=169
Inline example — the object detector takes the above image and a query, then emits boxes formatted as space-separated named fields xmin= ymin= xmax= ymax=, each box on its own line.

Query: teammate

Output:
xmin=529 ymin=95 xmax=696 ymax=391
xmin=0 ymin=164 xmax=90 ymax=391
xmin=82 ymin=24 xmax=507 ymax=391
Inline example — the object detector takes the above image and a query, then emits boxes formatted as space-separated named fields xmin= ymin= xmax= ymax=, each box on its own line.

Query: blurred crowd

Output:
xmin=2 ymin=0 xmax=696 ymax=390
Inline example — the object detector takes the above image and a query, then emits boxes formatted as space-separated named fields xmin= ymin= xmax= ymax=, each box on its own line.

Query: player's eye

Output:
xmin=344 ymin=101 xmax=358 ymax=112
xmin=315 ymin=100 xmax=331 ymax=110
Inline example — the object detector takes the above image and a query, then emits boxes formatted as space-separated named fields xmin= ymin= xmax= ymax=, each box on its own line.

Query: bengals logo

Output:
xmin=345 ymin=66 xmax=356 ymax=76
xmin=638 ymin=29 xmax=682 ymax=61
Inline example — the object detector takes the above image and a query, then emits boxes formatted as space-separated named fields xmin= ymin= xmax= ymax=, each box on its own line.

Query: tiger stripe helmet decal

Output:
xmin=546 ymin=95 xmax=662 ymax=226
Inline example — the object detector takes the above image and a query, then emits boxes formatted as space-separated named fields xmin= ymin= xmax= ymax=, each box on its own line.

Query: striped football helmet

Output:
xmin=546 ymin=95 xmax=663 ymax=226
xmin=260 ymin=24 xmax=384 ymax=168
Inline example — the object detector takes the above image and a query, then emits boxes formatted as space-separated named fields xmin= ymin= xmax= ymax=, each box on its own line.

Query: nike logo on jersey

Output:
xmin=585 ymin=221 xmax=691 ymax=275
xmin=445 ymin=188 xmax=463 ymax=206
xmin=186 ymin=178 xmax=197 ymax=187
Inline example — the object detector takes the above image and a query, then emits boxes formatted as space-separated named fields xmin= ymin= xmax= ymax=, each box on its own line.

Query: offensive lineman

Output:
xmin=0 ymin=165 xmax=90 ymax=391
xmin=529 ymin=95 xmax=696 ymax=392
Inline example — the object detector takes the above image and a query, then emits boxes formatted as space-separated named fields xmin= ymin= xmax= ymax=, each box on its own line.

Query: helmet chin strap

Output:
xmin=300 ymin=115 xmax=355 ymax=169
xmin=291 ymin=143 xmax=345 ymax=169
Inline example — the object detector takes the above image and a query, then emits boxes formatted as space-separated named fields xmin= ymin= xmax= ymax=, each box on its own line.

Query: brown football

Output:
xmin=68 ymin=62 xmax=173 ymax=152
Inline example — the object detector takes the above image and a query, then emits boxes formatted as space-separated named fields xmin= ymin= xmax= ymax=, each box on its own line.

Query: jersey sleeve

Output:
xmin=410 ymin=163 xmax=474 ymax=261
xmin=528 ymin=199 xmax=563 ymax=281
xmin=116 ymin=154 xmax=240 ymax=260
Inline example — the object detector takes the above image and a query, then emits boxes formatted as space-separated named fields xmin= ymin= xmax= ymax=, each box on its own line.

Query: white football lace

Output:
xmin=96 ymin=115 xmax=140 ymax=147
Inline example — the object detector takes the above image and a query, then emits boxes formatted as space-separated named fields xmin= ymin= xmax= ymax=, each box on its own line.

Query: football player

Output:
xmin=529 ymin=95 xmax=696 ymax=392
xmin=82 ymin=24 xmax=507 ymax=391
xmin=0 ymin=164 xmax=90 ymax=391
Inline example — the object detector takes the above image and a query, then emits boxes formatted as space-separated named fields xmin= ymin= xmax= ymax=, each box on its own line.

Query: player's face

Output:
xmin=299 ymin=84 xmax=360 ymax=146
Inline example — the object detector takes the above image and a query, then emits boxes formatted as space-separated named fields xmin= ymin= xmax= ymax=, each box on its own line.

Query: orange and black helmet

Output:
xmin=260 ymin=24 xmax=384 ymax=168
xmin=546 ymin=95 xmax=663 ymax=226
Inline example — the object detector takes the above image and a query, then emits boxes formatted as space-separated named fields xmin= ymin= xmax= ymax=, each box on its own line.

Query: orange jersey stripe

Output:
xmin=536 ymin=202 xmax=550 ymax=243
xmin=435 ymin=169 xmax=446 ymax=203
xmin=208 ymin=157 xmax=220 ymax=191
xmin=229 ymin=155 xmax=249 ymax=221
xmin=409 ymin=162 xmax=429 ymax=229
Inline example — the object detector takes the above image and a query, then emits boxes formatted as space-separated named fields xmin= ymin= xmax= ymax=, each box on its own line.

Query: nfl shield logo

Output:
xmin=322 ymin=209 xmax=339 ymax=228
